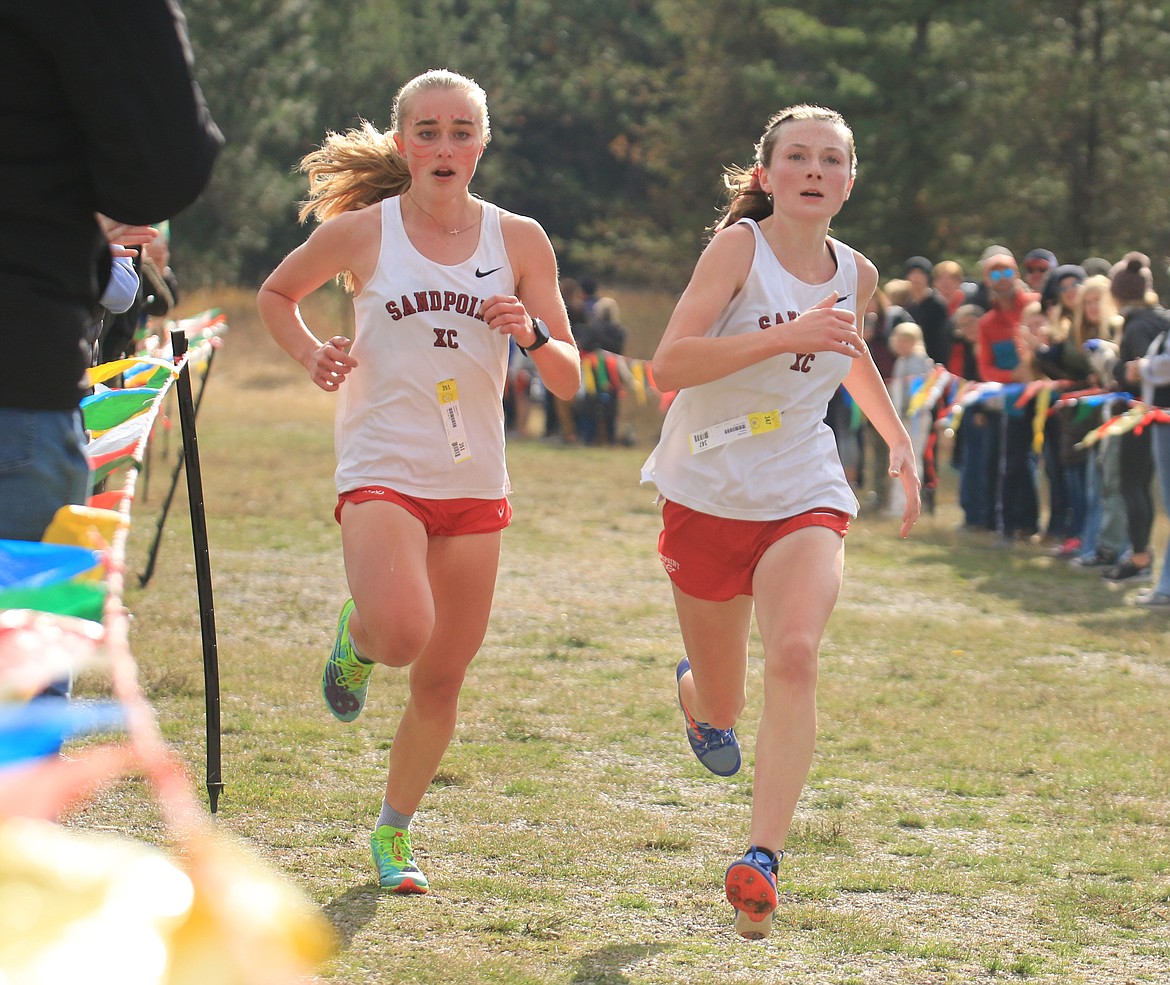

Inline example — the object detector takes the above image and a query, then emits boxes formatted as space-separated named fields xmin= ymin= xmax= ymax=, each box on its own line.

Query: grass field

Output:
xmin=69 ymin=289 xmax=1170 ymax=984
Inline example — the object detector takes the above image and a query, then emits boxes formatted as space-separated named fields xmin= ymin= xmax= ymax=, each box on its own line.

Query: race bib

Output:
xmin=689 ymin=410 xmax=781 ymax=454
xmin=436 ymin=378 xmax=471 ymax=463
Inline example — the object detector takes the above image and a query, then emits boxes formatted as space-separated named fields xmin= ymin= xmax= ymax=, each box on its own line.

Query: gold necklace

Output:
xmin=406 ymin=191 xmax=483 ymax=236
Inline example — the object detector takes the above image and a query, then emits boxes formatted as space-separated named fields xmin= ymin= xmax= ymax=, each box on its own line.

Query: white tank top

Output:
xmin=641 ymin=220 xmax=860 ymax=520
xmin=334 ymin=196 xmax=513 ymax=498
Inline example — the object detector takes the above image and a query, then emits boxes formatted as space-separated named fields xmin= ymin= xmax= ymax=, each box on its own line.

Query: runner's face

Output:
xmin=759 ymin=118 xmax=854 ymax=218
xmin=394 ymin=89 xmax=484 ymax=192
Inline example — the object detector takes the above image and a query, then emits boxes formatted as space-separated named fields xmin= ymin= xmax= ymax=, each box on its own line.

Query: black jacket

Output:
xmin=1113 ymin=305 xmax=1170 ymax=408
xmin=0 ymin=0 xmax=222 ymax=410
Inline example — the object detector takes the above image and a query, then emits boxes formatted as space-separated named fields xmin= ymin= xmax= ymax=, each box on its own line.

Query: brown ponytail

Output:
xmin=711 ymin=165 xmax=773 ymax=234
xmin=709 ymin=104 xmax=856 ymax=238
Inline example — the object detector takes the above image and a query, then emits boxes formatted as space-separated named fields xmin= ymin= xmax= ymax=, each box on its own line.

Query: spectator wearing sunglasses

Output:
xmin=1023 ymin=248 xmax=1059 ymax=300
xmin=967 ymin=244 xmax=1009 ymax=311
xmin=975 ymin=249 xmax=1042 ymax=542
xmin=976 ymin=251 xmax=1037 ymax=384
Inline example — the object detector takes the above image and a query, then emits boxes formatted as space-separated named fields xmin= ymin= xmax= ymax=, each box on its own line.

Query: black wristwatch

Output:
xmin=520 ymin=316 xmax=550 ymax=354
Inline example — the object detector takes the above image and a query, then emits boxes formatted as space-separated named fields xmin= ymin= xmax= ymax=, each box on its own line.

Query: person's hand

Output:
xmin=307 ymin=336 xmax=357 ymax=391
xmin=96 ymin=213 xmax=158 ymax=252
xmin=1017 ymin=323 xmax=1046 ymax=353
xmin=780 ymin=292 xmax=864 ymax=357
xmin=886 ymin=440 xmax=922 ymax=538
xmin=481 ymin=295 xmax=537 ymax=347
xmin=1124 ymin=360 xmax=1142 ymax=384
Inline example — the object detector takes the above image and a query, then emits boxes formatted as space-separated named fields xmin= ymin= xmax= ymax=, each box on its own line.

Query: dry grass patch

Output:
xmin=64 ymin=289 xmax=1170 ymax=984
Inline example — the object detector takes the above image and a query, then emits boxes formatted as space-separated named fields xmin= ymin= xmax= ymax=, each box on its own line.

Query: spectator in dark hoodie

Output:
xmin=0 ymin=1 xmax=222 ymax=543
xmin=1031 ymin=264 xmax=1088 ymax=551
xmin=1121 ymin=262 xmax=1170 ymax=608
xmin=1105 ymin=252 xmax=1170 ymax=589
xmin=902 ymin=255 xmax=951 ymax=366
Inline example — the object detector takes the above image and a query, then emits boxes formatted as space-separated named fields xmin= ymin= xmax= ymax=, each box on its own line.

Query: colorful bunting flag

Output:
xmin=0 ymin=699 xmax=125 ymax=767
xmin=581 ymin=353 xmax=597 ymax=395
xmin=1032 ymin=385 xmax=1053 ymax=453
xmin=0 ymin=310 xmax=336 ymax=984
xmin=0 ymin=542 xmax=102 ymax=592
xmin=87 ymin=356 xmax=176 ymax=388
xmin=629 ymin=360 xmax=647 ymax=404
xmin=85 ymin=414 xmax=155 ymax=483
xmin=0 ymin=609 xmax=104 ymax=702
xmin=42 ymin=506 xmax=128 ymax=552
xmin=87 ymin=489 xmax=131 ymax=512
xmin=0 ymin=817 xmax=336 ymax=983
xmin=80 ymin=386 xmax=161 ymax=433
xmin=0 ymin=581 xmax=108 ymax=622
xmin=0 ymin=743 xmax=132 ymax=820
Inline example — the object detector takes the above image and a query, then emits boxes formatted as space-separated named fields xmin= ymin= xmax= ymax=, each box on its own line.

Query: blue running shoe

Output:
xmin=675 ymin=658 xmax=741 ymax=776
xmin=322 ymin=598 xmax=373 ymax=722
xmin=370 ymin=825 xmax=429 ymax=893
xmin=726 ymin=846 xmax=781 ymax=939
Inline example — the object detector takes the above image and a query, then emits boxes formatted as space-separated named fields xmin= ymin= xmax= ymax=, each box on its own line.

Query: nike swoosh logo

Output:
xmin=475 ymin=266 xmax=503 ymax=278
xmin=837 ymin=294 xmax=852 ymax=303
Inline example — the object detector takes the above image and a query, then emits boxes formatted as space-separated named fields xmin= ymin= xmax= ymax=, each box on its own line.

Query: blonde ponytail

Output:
xmin=297 ymin=121 xmax=411 ymax=225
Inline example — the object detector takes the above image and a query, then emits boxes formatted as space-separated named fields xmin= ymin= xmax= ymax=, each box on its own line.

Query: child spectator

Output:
xmin=946 ymin=303 xmax=984 ymax=381
xmin=886 ymin=322 xmax=934 ymax=517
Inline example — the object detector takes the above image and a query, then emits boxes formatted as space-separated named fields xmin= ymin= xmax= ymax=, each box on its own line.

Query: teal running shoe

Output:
xmin=726 ymin=846 xmax=782 ymax=939
xmin=371 ymin=825 xmax=429 ymax=893
xmin=676 ymin=658 xmax=741 ymax=776
xmin=321 ymin=598 xmax=372 ymax=722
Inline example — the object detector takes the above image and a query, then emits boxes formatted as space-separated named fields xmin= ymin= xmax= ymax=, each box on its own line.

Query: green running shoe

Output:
xmin=371 ymin=825 xmax=429 ymax=893
xmin=321 ymin=598 xmax=372 ymax=722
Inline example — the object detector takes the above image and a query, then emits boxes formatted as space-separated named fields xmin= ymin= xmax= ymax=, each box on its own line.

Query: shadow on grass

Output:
xmin=569 ymin=943 xmax=669 ymax=984
xmin=322 ymin=884 xmax=381 ymax=948
xmin=908 ymin=526 xmax=1136 ymax=620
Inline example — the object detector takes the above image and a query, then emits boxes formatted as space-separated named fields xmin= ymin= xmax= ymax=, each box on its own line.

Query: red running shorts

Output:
xmin=335 ymin=486 xmax=512 ymax=536
xmin=658 ymin=499 xmax=850 ymax=601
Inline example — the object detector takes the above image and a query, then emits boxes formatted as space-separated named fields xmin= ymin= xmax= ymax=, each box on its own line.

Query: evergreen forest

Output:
xmin=178 ymin=0 xmax=1170 ymax=292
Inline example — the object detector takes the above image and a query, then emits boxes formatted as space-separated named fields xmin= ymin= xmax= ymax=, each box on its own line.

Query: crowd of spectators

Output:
xmin=509 ymin=255 xmax=1170 ymax=612
xmin=838 ymin=246 xmax=1170 ymax=609
xmin=505 ymin=275 xmax=636 ymax=446
xmin=504 ymin=237 xmax=1170 ymax=611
